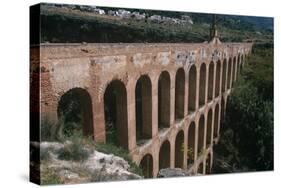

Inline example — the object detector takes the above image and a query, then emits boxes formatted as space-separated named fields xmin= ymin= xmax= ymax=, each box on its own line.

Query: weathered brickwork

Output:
xmin=31 ymin=42 xmax=252 ymax=177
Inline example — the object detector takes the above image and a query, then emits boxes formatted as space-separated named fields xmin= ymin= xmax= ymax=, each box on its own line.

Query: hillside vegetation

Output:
xmin=212 ymin=43 xmax=273 ymax=173
xmin=39 ymin=3 xmax=273 ymax=43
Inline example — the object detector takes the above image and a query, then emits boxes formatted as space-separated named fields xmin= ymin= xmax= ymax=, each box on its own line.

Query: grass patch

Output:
xmin=41 ymin=168 xmax=62 ymax=185
xmin=95 ymin=142 xmax=143 ymax=176
xmin=57 ymin=137 xmax=90 ymax=162
xmin=73 ymin=164 xmax=93 ymax=179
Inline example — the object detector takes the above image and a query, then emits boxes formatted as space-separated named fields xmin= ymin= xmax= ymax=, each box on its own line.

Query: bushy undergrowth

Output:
xmin=212 ymin=43 xmax=273 ymax=173
xmin=40 ymin=119 xmax=56 ymax=141
xmin=57 ymin=136 xmax=91 ymax=162
xmin=95 ymin=142 xmax=143 ymax=176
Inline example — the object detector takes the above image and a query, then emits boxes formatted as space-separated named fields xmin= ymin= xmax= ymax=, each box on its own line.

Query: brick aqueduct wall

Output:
xmin=31 ymin=42 xmax=252 ymax=178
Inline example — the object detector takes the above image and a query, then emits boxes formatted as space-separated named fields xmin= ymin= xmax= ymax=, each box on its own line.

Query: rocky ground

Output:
xmin=31 ymin=141 xmax=141 ymax=185
xmin=158 ymin=168 xmax=192 ymax=178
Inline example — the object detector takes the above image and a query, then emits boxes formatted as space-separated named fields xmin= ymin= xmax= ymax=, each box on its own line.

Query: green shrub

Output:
xmin=54 ymin=115 xmax=91 ymax=142
xmin=40 ymin=119 xmax=55 ymax=141
xmin=57 ymin=139 xmax=90 ymax=162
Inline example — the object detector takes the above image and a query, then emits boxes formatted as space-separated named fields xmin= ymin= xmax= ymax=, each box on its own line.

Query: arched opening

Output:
xmin=188 ymin=65 xmax=197 ymax=113
xmin=221 ymin=97 xmax=225 ymax=124
xmin=198 ymin=163 xmax=204 ymax=174
xmin=205 ymin=153 xmax=212 ymax=174
xmin=215 ymin=61 xmax=221 ymax=97
xmin=240 ymin=57 xmax=243 ymax=72
xmin=232 ymin=57 xmax=237 ymax=84
xmin=187 ymin=122 xmax=196 ymax=166
xmin=158 ymin=71 xmax=171 ymax=129
xmin=206 ymin=109 xmax=213 ymax=147
xmin=159 ymin=140 xmax=171 ymax=170
xmin=214 ymin=104 xmax=219 ymax=139
xmin=227 ymin=58 xmax=232 ymax=89
xmin=175 ymin=68 xmax=185 ymax=121
xmin=240 ymin=55 xmax=244 ymax=73
xmin=198 ymin=115 xmax=205 ymax=156
xmin=140 ymin=154 xmax=153 ymax=178
xmin=208 ymin=62 xmax=214 ymax=101
xmin=135 ymin=75 xmax=152 ymax=145
xmin=57 ymin=88 xmax=93 ymax=138
xmin=222 ymin=59 xmax=227 ymax=92
xmin=104 ymin=80 xmax=128 ymax=150
xmin=237 ymin=55 xmax=241 ymax=78
xmin=175 ymin=130 xmax=184 ymax=169
xmin=199 ymin=63 xmax=206 ymax=107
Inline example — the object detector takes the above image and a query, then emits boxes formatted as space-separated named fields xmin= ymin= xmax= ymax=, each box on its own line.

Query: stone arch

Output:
xmin=159 ymin=140 xmax=171 ymax=170
xmin=158 ymin=71 xmax=171 ymax=129
xmin=104 ymin=80 xmax=128 ymax=150
xmin=175 ymin=68 xmax=185 ymax=121
xmin=208 ymin=61 xmax=214 ymax=101
xmin=57 ymin=87 xmax=93 ymax=139
xmin=232 ymin=56 xmax=237 ymax=84
xmin=188 ymin=65 xmax=197 ymax=113
xmin=215 ymin=60 xmax=221 ymax=97
xmin=175 ymin=130 xmax=185 ymax=169
xmin=206 ymin=109 xmax=213 ymax=147
xmin=199 ymin=63 xmax=207 ymax=107
xmin=227 ymin=58 xmax=232 ymax=89
xmin=135 ymin=75 xmax=152 ymax=145
xmin=198 ymin=115 xmax=205 ymax=156
xmin=237 ymin=54 xmax=241 ymax=78
xmin=222 ymin=59 xmax=227 ymax=92
xmin=205 ymin=152 xmax=212 ymax=174
xmin=187 ymin=122 xmax=196 ymax=166
xmin=214 ymin=104 xmax=219 ymax=139
xmin=221 ymin=97 xmax=225 ymax=124
xmin=240 ymin=55 xmax=243 ymax=72
xmin=139 ymin=153 xmax=153 ymax=178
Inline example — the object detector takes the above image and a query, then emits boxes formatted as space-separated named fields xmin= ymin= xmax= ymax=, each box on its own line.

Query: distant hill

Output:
xmin=186 ymin=13 xmax=273 ymax=32
xmin=38 ymin=3 xmax=273 ymax=44
xmin=233 ymin=16 xmax=273 ymax=31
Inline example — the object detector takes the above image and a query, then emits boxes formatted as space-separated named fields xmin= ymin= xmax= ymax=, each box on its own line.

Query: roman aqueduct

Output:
xmin=31 ymin=41 xmax=252 ymax=178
